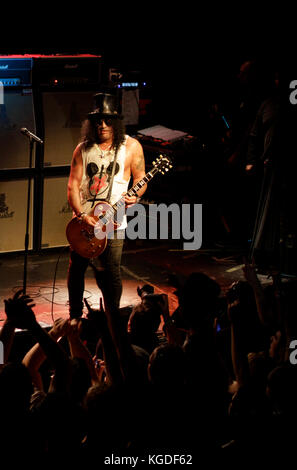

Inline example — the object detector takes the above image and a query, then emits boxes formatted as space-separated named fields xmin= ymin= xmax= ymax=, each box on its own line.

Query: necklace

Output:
xmin=99 ymin=142 xmax=113 ymax=151
xmin=96 ymin=143 xmax=113 ymax=159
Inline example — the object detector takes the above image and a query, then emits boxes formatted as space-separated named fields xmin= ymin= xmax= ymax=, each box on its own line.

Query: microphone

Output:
xmin=20 ymin=128 xmax=43 ymax=144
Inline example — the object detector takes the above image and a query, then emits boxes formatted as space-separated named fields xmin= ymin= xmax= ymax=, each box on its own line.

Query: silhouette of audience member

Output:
xmin=0 ymin=362 xmax=34 ymax=457
xmin=148 ymin=343 xmax=186 ymax=386
xmin=213 ymin=59 xmax=277 ymax=245
xmin=127 ymin=294 xmax=162 ymax=354
xmin=246 ymin=61 xmax=297 ymax=276
xmin=171 ymin=272 xmax=221 ymax=329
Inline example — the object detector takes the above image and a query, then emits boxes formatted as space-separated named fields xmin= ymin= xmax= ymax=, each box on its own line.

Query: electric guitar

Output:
xmin=66 ymin=155 xmax=173 ymax=258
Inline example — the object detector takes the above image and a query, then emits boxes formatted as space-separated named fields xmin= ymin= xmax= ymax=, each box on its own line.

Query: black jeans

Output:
xmin=67 ymin=231 xmax=125 ymax=318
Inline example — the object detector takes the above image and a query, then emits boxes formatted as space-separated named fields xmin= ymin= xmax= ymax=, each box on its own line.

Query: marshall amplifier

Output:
xmin=32 ymin=54 xmax=102 ymax=88
xmin=0 ymin=57 xmax=36 ymax=169
xmin=42 ymin=89 xmax=96 ymax=166
xmin=41 ymin=175 xmax=72 ymax=248
xmin=0 ymin=54 xmax=102 ymax=88
xmin=0 ymin=56 xmax=33 ymax=87
xmin=0 ymin=179 xmax=33 ymax=253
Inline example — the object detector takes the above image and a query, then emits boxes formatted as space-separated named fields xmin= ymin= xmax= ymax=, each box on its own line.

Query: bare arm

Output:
xmin=0 ymin=320 xmax=15 ymax=367
xmin=22 ymin=318 xmax=70 ymax=391
xmin=130 ymin=138 xmax=147 ymax=197
xmin=123 ymin=138 xmax=147 ymax=206
xmin=67 ymin=144 xmax=97 ymax=227
xmin=228 ymin=300 xmax=250 ymax=387
xmin=67 ymin=144 xmax=84 ymax=216
xmin=66 ymin=319 xmax=99 ymax=385
xmin=3 ymin=291 xmax=71 ymax=393
xmin=85 ymin=299 xmax=125 ymax=386
xmin=158 ymin=294 xmax=186 ymax=346
xmin=242 ymin=259 xmax=275 ymax=327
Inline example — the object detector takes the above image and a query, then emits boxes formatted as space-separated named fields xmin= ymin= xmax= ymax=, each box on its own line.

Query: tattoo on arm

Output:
xmin=135 ymin=153 xmax=145 ymax=171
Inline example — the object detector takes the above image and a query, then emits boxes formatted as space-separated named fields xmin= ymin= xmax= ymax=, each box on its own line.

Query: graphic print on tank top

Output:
xmin=86 ymin=159 xmax=120 ymax=206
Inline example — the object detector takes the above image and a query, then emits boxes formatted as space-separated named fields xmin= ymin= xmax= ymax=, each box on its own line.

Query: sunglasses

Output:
xmin=95 ymin=118 xmax=114 ymax=127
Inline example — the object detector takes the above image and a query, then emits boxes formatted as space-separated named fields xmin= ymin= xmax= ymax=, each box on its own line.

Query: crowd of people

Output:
xmin=1 ymin=261 xmax=297 ymax=464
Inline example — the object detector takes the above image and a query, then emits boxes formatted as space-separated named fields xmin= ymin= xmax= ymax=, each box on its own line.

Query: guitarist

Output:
xmin=67 ymin=92 xmax=147 ymax=318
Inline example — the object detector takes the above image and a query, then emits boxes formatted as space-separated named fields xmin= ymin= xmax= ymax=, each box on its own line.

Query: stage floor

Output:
xmin=0 ymin=239 xmax=271 ymax=329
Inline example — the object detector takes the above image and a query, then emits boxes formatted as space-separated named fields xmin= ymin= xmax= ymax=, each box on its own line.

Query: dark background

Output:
xmin=0 ymin=8 xmax=288 ymax=135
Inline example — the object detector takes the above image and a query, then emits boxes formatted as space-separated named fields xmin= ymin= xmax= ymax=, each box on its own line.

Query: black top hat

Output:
xmin=87 ymin=92 xmax=122 ymax=120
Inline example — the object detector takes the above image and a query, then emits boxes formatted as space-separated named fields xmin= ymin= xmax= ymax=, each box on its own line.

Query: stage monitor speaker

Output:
xmin=0 ymin=179 xmax=33 ymax=252
xmin=42 ymin=90 xmax=96 ymax=167
xmin=41 ymin=175 xmax=72 ymax=248
xmin=0 ymin=89 xmax=36 ymax=169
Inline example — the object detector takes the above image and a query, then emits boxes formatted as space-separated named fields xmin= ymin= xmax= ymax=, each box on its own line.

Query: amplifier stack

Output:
xmin=0 ymin=54 xmax=102 ymax=252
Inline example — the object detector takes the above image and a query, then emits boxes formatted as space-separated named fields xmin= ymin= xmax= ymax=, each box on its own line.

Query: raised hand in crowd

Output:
xmin=85 ymin=297 xmax=108 ymax=332
xmin=22 ymin=317 xmax=70 ymax=391
xmin=4 ymin=289 xmax=36 ymax=329
xmin=226 ymin=283 xmax=250 ymax=388
xmin=0 ymin=289 xmax=36 ymax=367
xmin=66 ymin=317 xmax=99 ymax=385
xmin=242 ymin=257 xmax=274 ymax=327
xmin=85 ymin=297 xmax=124 ymax=386
xmin=50 ymin=317 xmax=71 ymax=340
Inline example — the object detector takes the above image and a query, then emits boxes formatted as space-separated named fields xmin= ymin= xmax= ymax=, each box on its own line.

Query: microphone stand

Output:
xmin=23 ymin=136 xmax=35 ymax=295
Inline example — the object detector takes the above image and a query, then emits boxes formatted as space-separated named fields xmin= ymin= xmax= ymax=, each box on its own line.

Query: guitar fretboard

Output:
xmin=99 ymin=169 xmax=158 ymax=224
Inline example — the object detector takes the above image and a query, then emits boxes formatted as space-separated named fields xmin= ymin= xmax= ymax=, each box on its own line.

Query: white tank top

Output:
xmin=79 ymin=136 xmax=129 ymax=229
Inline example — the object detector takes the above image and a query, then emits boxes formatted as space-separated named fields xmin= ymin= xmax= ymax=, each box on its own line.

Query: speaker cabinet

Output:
xmin=41 ymin=175 xmax=72 ymax=248
xmin=0 ymin=89 xmax=36 ymax=169
xmin=42 ymin=90 xmax=96 ymax=167
xmin=0 ymin=179 xmax=33 ymax=252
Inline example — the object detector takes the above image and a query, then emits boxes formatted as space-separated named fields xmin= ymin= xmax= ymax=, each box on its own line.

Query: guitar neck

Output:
xmin=110 ymin=167 xmax=159 ymax=215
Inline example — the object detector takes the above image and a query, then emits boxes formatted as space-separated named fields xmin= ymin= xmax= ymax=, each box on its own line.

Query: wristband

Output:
xmin=77 ymin=211 xmax=86 ymax=220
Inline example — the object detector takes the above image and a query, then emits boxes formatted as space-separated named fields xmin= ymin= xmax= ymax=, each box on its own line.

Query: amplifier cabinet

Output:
xmin=0 ymin=179 xmax=33 ymax=252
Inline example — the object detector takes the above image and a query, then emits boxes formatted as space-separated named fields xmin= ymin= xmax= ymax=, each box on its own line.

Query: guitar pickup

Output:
xmin=80 ymin=228 xmax=94 ymax=241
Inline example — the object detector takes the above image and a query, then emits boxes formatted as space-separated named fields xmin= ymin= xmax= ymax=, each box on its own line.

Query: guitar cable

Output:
xmin=50 ymin=245 xmax=68 ymax=324
xmin=8 ymin=246 xmax=93 ymax=326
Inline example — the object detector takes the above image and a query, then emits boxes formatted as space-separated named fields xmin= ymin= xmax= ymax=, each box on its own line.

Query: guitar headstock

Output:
xmin=152 ymin=154 xmax=173 ymax=175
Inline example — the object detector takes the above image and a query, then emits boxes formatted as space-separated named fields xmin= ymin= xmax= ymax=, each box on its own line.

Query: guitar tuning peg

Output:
xmin=165 ymin=168 xmax=168 ymax=171
xmin=152 ymin=161 xmax=155 ymax=165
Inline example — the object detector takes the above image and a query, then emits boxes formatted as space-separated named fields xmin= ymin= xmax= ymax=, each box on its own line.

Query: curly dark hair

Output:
xmin=80 ymin=117 xmax=126 ymax=151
